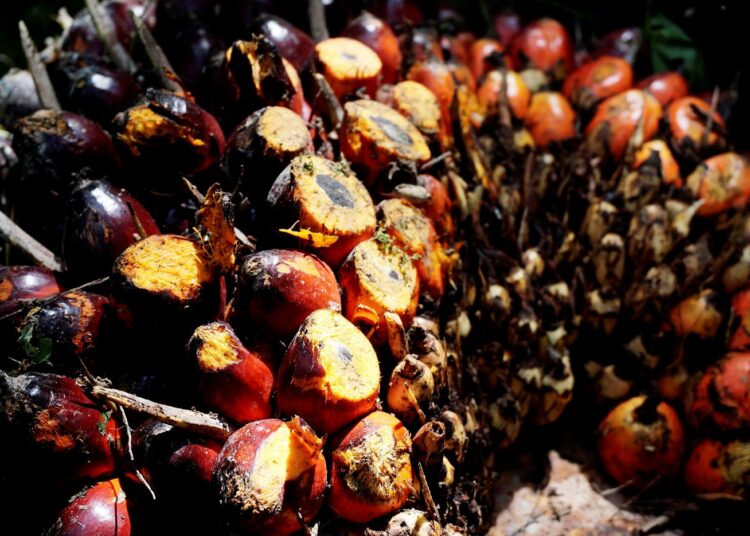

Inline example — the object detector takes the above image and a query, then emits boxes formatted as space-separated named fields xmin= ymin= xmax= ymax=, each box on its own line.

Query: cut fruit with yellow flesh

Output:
xmin=269 ymin=154 xmax=376 ymax=240
xmin=257 ymin=106 xmax=311 ymax=156
xmin=114 ymin=235 xmax=214 ymax=302
xmin=246 ymin=426 xmax=290 ymax=514
xmin=315 ymin=38 xmax=382 ymax=98
xmin=193 ymin=323 xmax=242 ymax=372
xmin=348 ymin=239 xmax=417 ymax=314
xmin=294 ymin=309 xmax=380 ymax=400
xmin=391 ymin=81 xmax=442 ymax=136
xmin=342 ymin=99 xmax=431 ymax=167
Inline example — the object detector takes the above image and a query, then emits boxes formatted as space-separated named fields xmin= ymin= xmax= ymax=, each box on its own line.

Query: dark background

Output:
xmin=1 ymin=0 xmax=744 ymax=87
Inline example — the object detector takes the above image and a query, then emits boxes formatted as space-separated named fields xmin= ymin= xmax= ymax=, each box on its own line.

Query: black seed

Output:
xmin=372 ymin=115 xmax=413 ymax=146
xmin=316 ymin=174 xmax=355 ymax=208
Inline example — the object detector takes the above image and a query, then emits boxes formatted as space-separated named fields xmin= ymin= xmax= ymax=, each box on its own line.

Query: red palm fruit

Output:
xmin=0 ymin=371 xmax=121 ymax=485
xmin=340 ymin=99 xmax=431 ymax=184
xmin=598 ymin=396 xmax=685 ymax=486
xmin=510 ymin=18 xmax=574 ymax=80
xmin=684 ymin=438 xmax=750 ymax=499
xmin=730 ymin=289 xmax=750 ymax=350
xmin=112 ymin=89 xmax=225 ymax=180
xmin=686 ymin=152 xmax=750 ymax=216
xmin=668 ymin=289 xmax=723 ymax=340
xmin=12 ymin=110 xmax=120 ymax=193
xmin=251 ymin=14 xmax=315 ymax=72
xmin=233 ymin=249 xmax=341 ymax=340
xmin=447 ymin=60 xmax=476 ymax=93
xmin=222 ymin=106 xmax=313 ymax=199
xmin=688 ymin=352 xmax=750 ymax=430
xmin=376 ymin=80 xmax=446 ymax=148
xmin=16 ymin=291 xmax=112 ymax=373
xmin=46 ymin=479 xmax=131 ymax=536
xmin=637 ymin=71 xmax=689 ymax=106
xmin=0 ymin=266 xmax=60 ymax=318
xmin=407 ymin=58 xmax=456 ymax=134
xmin=524 ymin=91 xmax=576 ymax=148
xmin=338 ymin=238 xmax=419 ymax=345
xmin=493 ymin=10 xmax=522 ymax=47
xmin=63 ymin=179 xmax=160 ymax=279
xmin=477 ymin=69 xmax=531 ymax=120
xmin=469 ymin=38 xmax=506 ymax=82
xmin=632 ymin=140 xmax=682 ymax=187
xmin=377 ymin=198 xmax=445 ymax=300
xmin=213 ymin=417 xmax=326 ymax=535
xmin=563 ymin=56 xmax=633 ymax=109
xmin=416 ymin=174 xmax=454 ymax=237
xmin=111 ymin=234 xmax=220 ymax=329
xmin=266 ymin=154 xmax=377 ymax=266
xmin=441 ymin=34 xmax=471 ymax=66
xmin=329 ymin=411 xmax=414 ymax=523
xmin=343 ymin=11 xmax=402 ymax=85
xmin=315 ymin=38 xmax=383 ymax=99
xmin=276 ymin=309 xmax=380 ymax=434
xmin=408 ymin=28 xmax=444 ymax=63
xmin=188 ymin=322 xmax=275 ymax=424
xmin=592 ymin=27 xmax=641 ymax=64
xmin=585 ymin=89 xmax=663 ymax=161
xmin=282 ymin=59 xmax=309 ymax=119
xmin=667 ymin=96 xmax=726 ymax=154
xmin=370 ymin=0 xmax=424 ymax=27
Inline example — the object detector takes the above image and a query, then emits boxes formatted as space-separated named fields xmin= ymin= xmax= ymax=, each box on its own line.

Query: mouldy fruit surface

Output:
xmin=329 ymin=411 xmax=414 ymax=523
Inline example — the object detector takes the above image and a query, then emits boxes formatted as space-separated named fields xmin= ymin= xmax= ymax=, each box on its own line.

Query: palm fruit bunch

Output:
xmin=0 ymin=1 xmax=748 ymax=534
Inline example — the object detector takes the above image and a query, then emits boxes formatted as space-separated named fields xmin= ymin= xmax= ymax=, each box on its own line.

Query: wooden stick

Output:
xmin=313 ymin=72 xmax=343 ymax=129
xmin=308 ymin=0 xmax=330 ymax=43
xmin=90 ymin=384 xmax=233 ymax=442
xmin=128 ymin=9 xmax=184 ymax=94
xmin=85 ymin=0 xmax=137 ymax=73
xmin=0 ymin=210 xmax=64 ymax=271
xmin=18 ymin=20 xmax=61 ymax=111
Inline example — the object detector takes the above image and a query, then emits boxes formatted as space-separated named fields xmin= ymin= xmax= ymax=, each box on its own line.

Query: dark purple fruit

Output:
xmin=50 ymin=55 xmax=140 ymax=125
xmin=250 ymin=14 xmax=315 ymax=72
xmin=112 ymin=89 xmax=225 ymax=187
xmin=12 ymin=110 xmax=120 ymax=194
xmin=0 ymin=371 xmax=121 ymax=485
xmin=0 ymin=266 xmax=61 ymax=318
xmin=63 ymin=0 xmax=156 ymax=56
xmin=63 ymin=179 xmax=160 ymax=279
xmin=16 ymin=291 xmax=112 ymax=373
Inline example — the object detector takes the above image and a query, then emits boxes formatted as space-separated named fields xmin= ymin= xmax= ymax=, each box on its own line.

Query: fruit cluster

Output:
xmin=0 ymin=1 xmax=748 ymax=534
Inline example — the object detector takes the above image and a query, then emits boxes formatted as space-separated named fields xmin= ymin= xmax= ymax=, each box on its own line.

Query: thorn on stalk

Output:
xmin=308 ymin=0 xmax=330 ymax=43
xmin=128 ymin=9 xmax=185 ymax=95
xmin=0 ymin=209 xmax=64 ymax=272
xmin=18 ymin=20 xmax=61 ymax=111
xmin=84 ymin=0 xmax=137 ymax=73
xmin=313 ymin=72 xmax=344 ymax=129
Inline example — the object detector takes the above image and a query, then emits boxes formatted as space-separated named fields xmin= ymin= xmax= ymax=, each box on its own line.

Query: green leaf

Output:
xmin=646 ymin=13 xmax=708 ymax=89
xmin=97 ymin=410 xmax=112 ymax=436
xmin=17 ymin=321 xmax=53 ymax=365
